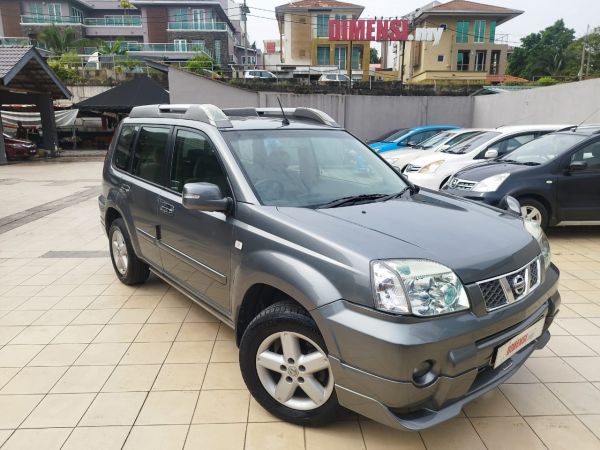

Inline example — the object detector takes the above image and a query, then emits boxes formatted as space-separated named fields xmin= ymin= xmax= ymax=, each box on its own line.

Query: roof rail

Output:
xmin=222 ymin=107 xmax=340 ymax=128
xmin=129 ymin=104 xmax=233 ymax=128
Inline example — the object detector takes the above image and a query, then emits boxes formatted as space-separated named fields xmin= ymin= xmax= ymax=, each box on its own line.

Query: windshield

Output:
xmin=375 ymin=128 xmax=410 ymax=143
xmin=444 ymin=130 xmax=484 ymax=147
xmin=441 ymin=131 xmax=501 ymax=154
xmin=500 ymin=133 xmax=587 ymax=165
xmin=224 ymin=129 xmax=408 ymax=208
xmin=419 ymin=131 xmax=451 ymax=149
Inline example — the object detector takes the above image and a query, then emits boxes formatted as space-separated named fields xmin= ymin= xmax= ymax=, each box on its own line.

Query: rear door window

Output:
xmin=113 ymin=125 xmax=138 ymax=171
xmin=571 ymin=141 xmax=600 ymax=171
xmin=131 ymin=126 xmax=170 ymax=184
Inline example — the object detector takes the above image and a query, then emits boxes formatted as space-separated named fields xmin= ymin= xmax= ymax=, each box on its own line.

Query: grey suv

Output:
xmin=99 ymin=104 xmax=560 ymax=431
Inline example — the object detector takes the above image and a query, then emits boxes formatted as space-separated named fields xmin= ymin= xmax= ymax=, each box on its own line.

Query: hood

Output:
xmin=409 ymin=151 xmax=453 ymax=167
xmin=278 ymin=191 xmax=539 ymax=284
xmin=454 ymin=161 xmax=535 ymax=182
xmin=369 ymin=141 xmax=401 ymax=153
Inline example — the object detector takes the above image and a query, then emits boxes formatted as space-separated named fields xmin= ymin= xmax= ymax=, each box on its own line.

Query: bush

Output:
xmin=48 ymin=59 xmax=82 ymax=83
xmin=536 ymin=76 xmax=558 ymax=86
xmin=185 ymin=54 xmax=221 ymax=76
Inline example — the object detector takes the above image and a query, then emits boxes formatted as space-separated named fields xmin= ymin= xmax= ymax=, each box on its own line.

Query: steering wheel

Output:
xmin=255 ymin=179 xmax=285 ymax=201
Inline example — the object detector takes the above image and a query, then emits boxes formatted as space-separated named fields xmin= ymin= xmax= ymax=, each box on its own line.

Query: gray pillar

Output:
xmin=38 ymin=94 xmax=58 ymax=157
xmin=0 ymin=108 xmax=7 ymax=165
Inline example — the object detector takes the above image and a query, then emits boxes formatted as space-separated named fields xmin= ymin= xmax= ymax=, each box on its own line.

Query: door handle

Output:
xmin=119 ymin=184 xmax=131 ymax=193
xmin=159 ymin=202 xmax=175 ymax=215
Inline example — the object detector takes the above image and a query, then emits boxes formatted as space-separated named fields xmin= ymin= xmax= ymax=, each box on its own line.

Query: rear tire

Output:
xmin=519 ymin=197 xmax=549 ymax=229
xmin=239 ymin=300 xmax=339 ymax=427
xmin=108 ymin=218 xmax=149 ymax=285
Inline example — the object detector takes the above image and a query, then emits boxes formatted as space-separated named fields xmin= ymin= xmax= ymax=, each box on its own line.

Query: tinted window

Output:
xmin=113 ymin=125 xmax=138 ymax=171
xmin=131 ymin=126 xmax=170 ymax=184
xmin=571 ymin=141 xmax=600 ymax=171
xmin=406 ymin=130 xmax=439 ymax=146
xmin=486 ymin=133 xmax=536 ymax=156
xmin=381 ymin=128 xmax=411 ymax=143
xmin=442 ymin=131 xmax=501 ymax=154
xmin=500 ymin=133 xmax=586 ymax=165
xmin=170 ymin=129 xmax=230 ymax=195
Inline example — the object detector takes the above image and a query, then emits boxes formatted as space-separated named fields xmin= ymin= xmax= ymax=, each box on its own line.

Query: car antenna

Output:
xmin=277 ymin=97 xmax=290 ymax=126
xmin=572 ymin=106 xmax=600 ymax=131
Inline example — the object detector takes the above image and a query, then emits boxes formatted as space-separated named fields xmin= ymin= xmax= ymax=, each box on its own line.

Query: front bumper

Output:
xmin=442 ymin=187 xmax=503 ymax=206
xmin=314 ymin=263 xmax=560 ymax=431
xmin=404 ymin=172 xmax=445 ymax=190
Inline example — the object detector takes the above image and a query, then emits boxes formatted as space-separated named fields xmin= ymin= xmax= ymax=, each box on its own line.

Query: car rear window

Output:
xmin=113 ymin=125 xmax=138 ymax=171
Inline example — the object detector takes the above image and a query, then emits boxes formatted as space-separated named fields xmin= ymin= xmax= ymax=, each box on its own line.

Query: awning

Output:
xmin=1 ymin=109 xmax=79 ymax=128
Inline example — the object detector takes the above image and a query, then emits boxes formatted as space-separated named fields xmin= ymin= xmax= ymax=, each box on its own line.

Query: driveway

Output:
xmin=0 ymin=159 xmax=599 ymax=449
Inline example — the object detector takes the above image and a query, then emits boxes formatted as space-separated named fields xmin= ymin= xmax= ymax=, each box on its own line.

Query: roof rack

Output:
xmin=129 ymin=104 xmax=233 ymax=128
xmin=222 ymin=107 xmax=341 ymax=128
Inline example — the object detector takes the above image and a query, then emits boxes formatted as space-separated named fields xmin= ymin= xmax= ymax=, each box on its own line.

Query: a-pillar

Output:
xmin=0 ymin=108 xmax=7 ymax=165
xmin=38 ymin=93 xmax=58 ymax=157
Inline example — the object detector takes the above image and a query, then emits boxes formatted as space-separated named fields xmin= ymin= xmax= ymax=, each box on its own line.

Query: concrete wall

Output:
xmin=472 ymin=78 xmax=600 ymax=128
xmin=67 ymin=85 xmax=112 ymax=104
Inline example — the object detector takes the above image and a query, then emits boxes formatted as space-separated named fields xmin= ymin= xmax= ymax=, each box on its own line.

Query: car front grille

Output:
xmin=478 ymin=258 xmax=542 ymax=312
xmin=404 ymin=165 xmax=421 ymax=173
xmin=447 ymin=177 xmax=477 ymax=191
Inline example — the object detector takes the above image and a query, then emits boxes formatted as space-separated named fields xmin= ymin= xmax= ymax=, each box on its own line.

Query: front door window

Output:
xmin=457 ymin=50 xmax=470 ymax=71
xmin=174 ymin=39 xmax=187 ymax=52
xmin=335 ymin=46 xmax=347 ymax=70
xmin=475 ymin=50 xmax=486 ymax=71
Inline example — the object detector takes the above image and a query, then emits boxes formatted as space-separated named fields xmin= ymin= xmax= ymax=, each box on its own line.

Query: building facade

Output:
xmin=274 ymin=0 xmax=371 ymax=80
xmin=388 ymin=0 xmax=522 ymax=82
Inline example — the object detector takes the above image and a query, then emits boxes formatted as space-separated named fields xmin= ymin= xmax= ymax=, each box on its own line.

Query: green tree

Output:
xmin=370 ymin=47 xmax=380 ymax=64
xmin=508 ymin=20 xmax=576 ymax=80
xmin=564 ymin=27 xmax=600 ymax=77
xmin=96 ymin=38 xmax=127 ymax=55
xmin=185 ymin=54 xmax=219 ymax=76
xmin=38 ymin=25 xmax=90 ymax=55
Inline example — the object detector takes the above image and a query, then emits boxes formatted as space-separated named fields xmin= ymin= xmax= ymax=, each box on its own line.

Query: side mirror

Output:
xmin=484 ymin=149 xmax=498 ymax=159
xmin=569 ymin=161 xmax=587 ymax=172
xmin=499 ymin=195 xmax=521 ymax=217
xmin=182 ymin=182 xmax=230 ymax=212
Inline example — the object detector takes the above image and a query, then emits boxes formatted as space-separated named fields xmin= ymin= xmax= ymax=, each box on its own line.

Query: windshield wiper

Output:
xmin=317 ymin=194 xmax=388 ymax=209
xmin=502 ymin=159 xmax=540 ymax=166
xmin=379 ymin=185 xmax=420 ymax=201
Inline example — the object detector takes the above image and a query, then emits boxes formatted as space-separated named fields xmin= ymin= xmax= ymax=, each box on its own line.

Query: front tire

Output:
xmin=108 ymin=218 xmax=149 ymax=285
xmin=239 ymin=301 xmax=339 ymax=427
xmin=519 ymin=197 xmax=549 ymax=229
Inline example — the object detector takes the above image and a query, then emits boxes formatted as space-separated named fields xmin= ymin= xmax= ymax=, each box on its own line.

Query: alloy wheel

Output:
xmin=111 ymin=228 xmax=128 ymax=275
xmin=521 ymin=205 xmax=543 ymax=226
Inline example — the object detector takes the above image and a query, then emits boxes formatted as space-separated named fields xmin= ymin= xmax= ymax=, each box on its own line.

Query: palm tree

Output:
xmin=37 ymin=25 xmax=90 ymax=54
xmin=96 ymin=38 xmax=128 ymax=55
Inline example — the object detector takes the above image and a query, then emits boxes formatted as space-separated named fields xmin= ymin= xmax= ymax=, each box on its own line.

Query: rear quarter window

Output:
xmin=113 ymin=125 xmax=139 ymax=171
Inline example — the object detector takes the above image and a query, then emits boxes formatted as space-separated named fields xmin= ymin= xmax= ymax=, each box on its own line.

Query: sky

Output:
xmin=244 ymin=0 xmax=600 ymax=50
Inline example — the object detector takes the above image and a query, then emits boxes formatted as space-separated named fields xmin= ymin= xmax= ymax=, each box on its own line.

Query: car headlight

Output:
xmin=474 ymin=173 xmax=510 ymax=192
xmin=385 ymin=157 xmax=400 ymax=165
xmin=524 ymin=220 xmax=551 ymax=270
xmin=371 ymin=259 xmax=470 ymax=316
xmin=419 ymin=160 xmax=444 ymax=174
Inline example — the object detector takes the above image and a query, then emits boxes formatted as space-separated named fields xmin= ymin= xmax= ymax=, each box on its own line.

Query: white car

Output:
xmin=244 ymin=70 xmax=277 ymax=80
xmin=381 ymin=128 xmax=488 ymax=172
xmin=404 ymin=125 xmax=573 ymax=190
xmin=318 ymin=74 xmax=351 ymax=84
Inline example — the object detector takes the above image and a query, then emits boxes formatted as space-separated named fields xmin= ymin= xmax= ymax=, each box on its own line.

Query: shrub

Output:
xmin=536 ymin=76 xmax=558 ymax=86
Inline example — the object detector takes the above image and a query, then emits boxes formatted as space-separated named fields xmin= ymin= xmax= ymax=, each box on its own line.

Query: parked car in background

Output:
xmin=2 ymin=133 xmax=36 ymax=160
xmin=369 ymin=125 xmax=460 ymax=153
xmin=443 ymin=126 xmax=600 ymax=228
xmin=99 ymin=104 xmax=560 ymax=432
xmin=404 ymin=125 xmax=571 ymax=190
xmin=244 ymin=70 xmax=277 ymax=80
xmin=318 ymin=74 xmax=351 ymax=84
xmin=382 ymin=128 xmax=487 ymax=172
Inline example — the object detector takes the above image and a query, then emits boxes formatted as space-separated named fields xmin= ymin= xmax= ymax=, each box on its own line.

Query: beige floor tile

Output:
xmin=75 ymin=342 xmax=129 ymax=365
xmin=88 ymin=295 xmax=130 ymax=309
xmin=210 ymin=340 xmax=238 ymax=363
xmin=547 ymin=335 xmax=597 ymax=356
xmin=579 ymin=336 xmax=600 ymax=354
xmin=93 ymin=323 xmax=142 ymax=343
xmin=68 ymin=284 xmax=109 ymax=297
xmin=185 ymin=423 xmax=246 ymax=450
xmin=102 ymin=364 xmax=161 ymax=392
xmin=2 ymin=428 xmax=71 ymax=450
xmin=51 ymin=365 xmax=114 ymax=393
xmin=136 ymin=390 xmax=199 ymax=425
xmin=32 ymin=309 xmax=81 ymax=326
xmin=10 ymin=325 xmax=64 ymax=345
xmin=569 ymin=303 xmax=600 ymax=317
xmin=564 ymin=356 xmax=600 ymax=381
xmin=306 ymin=420 xmax=364 ymax=449
xmin=147 ymin=308 xmax=189 ymax=324
xmin=71 ymin=309 xmax=118 ymax=325
xmin=0 ymin=394 xmax=43 ymax=428
xmin=123 ymin=295 xmax=162 ymax=309
xmin=176 ymin=322 xmax=220 ymax=341
xmin=165 ymin=341 xmax=214 ymax=364
xmin=52 ymin=325 xmax=103 ymax=344
xmin=216 ymin=324 xmax=235 ymax=341
xmin=526 ymin=415 xmax=600 ymax=450
xmin=471 ymin=416 xmax=546 ymax=450
xmin=420 ymin=418 xmax=486 ymax=450
xmin=529 ymin=346 xmax=556 ymax=358
xmin=110 ymin=308 xmax=153 ymax=324
xmin=152 ymin=363 xmax=207 ymax=391
xmin=202 ymin=362 xmax=246 ymax=390
xmin=463 ymin=388 xmax=518 ymax=417
xmin=579 ymin=415 xmax=600 ymax=439
xmin=556 ymin=318 xmax=600 ymax=335
xmin=0 ymin=327 xmax=25 ymax=345
xmin=157 ymin=293 xmax=191 ymax=309
xmin=0 ymin=366 xmax=67 ymax=394
xmin=121 ymin=342 xmax=172 ymax=365
xmin=123 ymin=425 xmax=189 ymax=450
xmin=360 ymin=420 xmax=425 ymax=450
xmin=136 ymin=323 xmax=181 ymax=342
xmin=16 ymin=296 xmax=62 ymax=311
xmin=52 ymin=296 xmax=95 ymax=310
xmin=80 ymin=392 xmax=147 ymax=426
xmin=525 ymin=357 xmax=586 ymax=382
xmin=0 ymin=344 xmax=44 ymax=367
xmin=547 ymin=382 xmax=600 ymax=414
xmin=0 ymin=368 xmax=19 ymax=389
xmin=184 ymin=306 xmax=220 ymax=323
xmin=500 ymin=384 xmax=570 ymax=415
xmin=22 ymin=393 xmax=95 ymax=428
xmin=248 ymin=397 xmax=281 ymax=422
xmin=36 ymin=284 xmax=76 ymax=297
xmin=245 ymin=422 xmax=305 ymax=450
xmin=28 ymin=343 xmax=86 ymax=366
xmin=0 ymin=430 xmax=12 ymax=447
xmin=192 ymin=389 xmax=249 ymax=423
xmin=0 ymin=310 xmax=44 ymax=326
xmin=62 ymin=426 xmax=131 ymax=450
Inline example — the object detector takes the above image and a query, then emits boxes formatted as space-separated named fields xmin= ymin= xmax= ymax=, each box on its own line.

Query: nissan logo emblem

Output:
xmin=511 ymin=274 xmax=526 ymax=296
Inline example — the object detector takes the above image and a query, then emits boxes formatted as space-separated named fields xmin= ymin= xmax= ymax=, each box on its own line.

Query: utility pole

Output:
xmin=242 ymin=0 xmax=250 ymax=77
xmin=578 ymin=24 xmax=589 ymax=81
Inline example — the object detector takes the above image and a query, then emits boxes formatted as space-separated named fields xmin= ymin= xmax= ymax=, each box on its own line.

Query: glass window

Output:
xmin=474 ymin=20 xmax=486 ymax=43
xmin=317 ymin=14 xmax=329 ymax=37
xmin=500 ymin=133 xmax=586 ymax=165
xmin=113 ymin=125 xmax=138 ymax=171
xmin=442 ymin=131 xmax=501 ymax=154
xmin=170 ymin=129 xmax=229 ymax=194
xmin=131 ymin=126 xmax=170 ymax=184
xmin=191 ymin=39 xmax=205 ymax=52
xmin=317 ymin=46 xmax=330 ymax=65
xmin=224 ymin=129 xmax=407 ymax=207
xmin=48 ymin=3 xmax=61 ymax=20
xmin=570 ymin=141 xmax=600 ymax=171
xmin=174 ymin=39 xmax=187 ymax=52
xmin=334 ymin=46 xmax=347 ymax=69
xmin=475 ymin=50 xmax=486 ymax=71
xmin=214 ymin=39 xmax=221 ymax=64
xmin=351 ymin=45 xmax=362 ymax=70
xmin=405 ymin=130 xmax=439 ymax=146
xmin=174 ymin=8 xmax=186 ymax=21
xmin=486 ymin=133 xmax=537 ymax=157
xmin=489 ymin=20 xmax=496 ymax=43
xmin=71 ymin=7 xmax=83 ymax=22
xmin=490 ymin=50 xmax=501 ymax=75
xmin=456 ymin=20 xmax=469 ymax=43
xmin=457 ymin=50 xmax=470 ymax=71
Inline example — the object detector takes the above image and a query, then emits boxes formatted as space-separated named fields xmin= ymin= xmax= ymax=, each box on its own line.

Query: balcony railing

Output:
xmin=125 ymin=42 xmax=212 ymax=57
xmin=0 ymin=37 xmax=34 ymax=46
xmin=83 ymin=16 xmax=142 ymax=27
xmin=20 ymin=14 xmax=82 ymax=25
xmin=167 ymin=21 xmax=227 ymax=31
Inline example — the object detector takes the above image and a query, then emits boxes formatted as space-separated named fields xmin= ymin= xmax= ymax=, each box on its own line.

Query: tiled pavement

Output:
xmin=0 ymin=160 xmax=599 ymax=450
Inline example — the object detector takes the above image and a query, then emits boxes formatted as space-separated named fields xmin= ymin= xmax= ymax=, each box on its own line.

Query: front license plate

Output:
xmin=493 ymin=318 xmax=545 ymax=369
